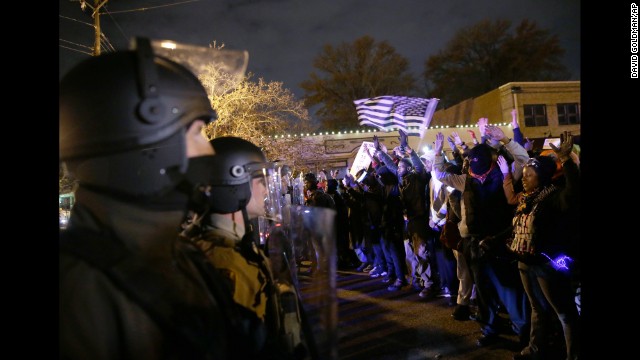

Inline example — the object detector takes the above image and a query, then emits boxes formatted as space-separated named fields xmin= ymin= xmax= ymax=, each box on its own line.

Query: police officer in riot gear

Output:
xmin=183 ymin=136 xmax=314 ymax=359
xmin=60 ymin=38 xmax=231 ymax=359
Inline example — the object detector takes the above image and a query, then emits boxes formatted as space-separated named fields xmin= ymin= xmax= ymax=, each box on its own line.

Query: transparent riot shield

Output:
xmin=146 ymin=39 xmax=249 ymax=96
xmin=291 ymin=173 xmax=305 ymax=205
xmin=264 ymin=205 xmax=338 ymax=360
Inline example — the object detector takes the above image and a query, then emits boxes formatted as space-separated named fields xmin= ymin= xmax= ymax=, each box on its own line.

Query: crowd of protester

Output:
xmin=280 ymin=111 xmax=580 ymax=360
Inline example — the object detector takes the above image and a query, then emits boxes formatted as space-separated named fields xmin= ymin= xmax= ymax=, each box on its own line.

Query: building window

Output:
xmin=523 ymin=104 xmax=548 ymax=127
xmin=557 ymin=103 xmax=580 ymax=125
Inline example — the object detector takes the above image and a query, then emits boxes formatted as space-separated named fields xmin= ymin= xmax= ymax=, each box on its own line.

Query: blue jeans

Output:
xmin=463 ymin=237 xmax=530 ymax=337
xmin=381 ymin=234 xmax=407 ymax=282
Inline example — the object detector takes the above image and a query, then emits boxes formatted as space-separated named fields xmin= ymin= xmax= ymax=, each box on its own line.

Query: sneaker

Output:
xmin=362 ymin=264 xmax=374 ymax=273
xmin=381 ymin=276 xmax=393 ymax=284
xmin=476 ymin=333 xmax=499 ymax=347
xmin=356 ymin=262 xmax=369 ymax=272
xmin=419 ymin=287 xmax=439 ymax=299
xmin=438 ymin=287 xmax=451 ymax=297
xmin=369 ymin=267 xmax=383 ymax=278
xmin=388 ymin=279 xmax=408 ymax=291
xmin=469 ymin=312 xmax=479 ymax=322
xmin=451 ymin=304 xmax=470 ymax=321
xmin=411 ymin=279 xmax=423 ymax=291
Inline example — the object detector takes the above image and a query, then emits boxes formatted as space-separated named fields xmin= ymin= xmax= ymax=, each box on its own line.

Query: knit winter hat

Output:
xmin=467 ymin=144 xmax=494 ymax=175
xmin=539 ymin=150 xmax=563 ymax=181
xmin=525 ymin=155 xmax=557 ymax=187
xmin=327 ymin=179 xmax=339 ymax=192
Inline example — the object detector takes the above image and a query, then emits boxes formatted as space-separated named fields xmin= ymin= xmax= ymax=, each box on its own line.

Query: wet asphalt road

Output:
xmin=304 ymin=269 xmax=524 ymax=360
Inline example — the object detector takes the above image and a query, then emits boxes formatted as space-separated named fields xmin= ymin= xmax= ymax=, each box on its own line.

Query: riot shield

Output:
xmin=261 ymin=204 xmax=338 ymax=360
xmin=146 ymin=38 xmax=249 ymax=96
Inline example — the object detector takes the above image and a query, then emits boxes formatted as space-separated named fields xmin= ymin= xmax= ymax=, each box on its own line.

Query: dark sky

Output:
xmin=59 ymin=0 xmax=580 ymax=103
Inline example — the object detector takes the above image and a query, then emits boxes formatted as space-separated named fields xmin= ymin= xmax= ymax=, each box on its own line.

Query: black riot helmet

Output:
xmin=207 ymin=137 xmax=277 ymax=215
xmin=59 ymin=38 xmax=216 ymax=198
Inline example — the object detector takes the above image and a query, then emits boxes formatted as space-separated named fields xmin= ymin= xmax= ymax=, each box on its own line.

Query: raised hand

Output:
xmin=373 ymin=135 xmax=381 ymax=151
xmin=549 ymin=132 xmax=573 ymax=162
xmin=451 ymin=131 xmax=463 ymax=145
xmin=477 ymin=117 xmax=489 ymax=137
xmin=510 ymin=109 xmax=519 ymax=129
xmin=466 ymin=129 xmax=478 ymax=144
xmin=446 ymin=136 xmax=457 ymax=151
xmin=485 ymin=125 xmax=506 ymax=142
xmin=496 ymin=155 xmax=509 ymax=175
xmin=434 ymin=132 xmax=444 ymax=154
xmin=398 ymin=129 xmax=409 ymax=148
xmin=524 ymin=137 xmax=534 ymax=151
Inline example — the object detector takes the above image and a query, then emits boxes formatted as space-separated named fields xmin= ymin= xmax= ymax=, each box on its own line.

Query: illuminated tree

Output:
xmin=198 ymin=65 xmax=320 ymax=168
xmin=59 ymin=164 xmax=76 ymax=194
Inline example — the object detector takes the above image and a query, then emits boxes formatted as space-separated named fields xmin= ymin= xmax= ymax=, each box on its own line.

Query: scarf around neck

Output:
xmin=516 ymin=184 xmax=558 ymax=215
xmin=468 ymin=162 xmax=496 ymax=183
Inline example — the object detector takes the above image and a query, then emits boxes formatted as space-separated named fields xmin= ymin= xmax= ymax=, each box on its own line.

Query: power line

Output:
xmin=59 ymin=38 xmax=93 ymax=51
xmin=59 ymin=14 xmax=93 ymax=27
xmin=59 ymin=44 xmax=94 ymax=57
xmin=105 ymin=0 xmax=201 ymax=14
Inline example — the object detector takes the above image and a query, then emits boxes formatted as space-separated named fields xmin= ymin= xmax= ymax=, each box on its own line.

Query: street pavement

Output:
xmin=305 ymin=268 xmax=525 ymax=360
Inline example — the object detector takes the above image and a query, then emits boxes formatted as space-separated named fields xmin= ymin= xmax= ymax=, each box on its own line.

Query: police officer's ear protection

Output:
xmin=134 ymin=37 xmax=166 ymax=124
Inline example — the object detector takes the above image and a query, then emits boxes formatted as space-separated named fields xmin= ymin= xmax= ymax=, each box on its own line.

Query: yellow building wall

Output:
xmin=431 ymin=81 xmax=581 ymax=140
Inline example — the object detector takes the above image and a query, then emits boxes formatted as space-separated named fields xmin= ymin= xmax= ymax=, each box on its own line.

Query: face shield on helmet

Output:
xmin=206 ymin=137 xmax=281 ymax=221
xmin=245 ymin=161 xmax=283 ymax=222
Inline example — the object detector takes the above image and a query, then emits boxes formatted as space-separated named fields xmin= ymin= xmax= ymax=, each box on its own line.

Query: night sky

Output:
xmin=59 ymin=0 xmax=580 ymax=104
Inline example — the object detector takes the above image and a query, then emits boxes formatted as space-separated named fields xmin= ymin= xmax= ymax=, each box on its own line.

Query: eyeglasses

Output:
xmin=526 ymin=158 xmax=541 ymax=169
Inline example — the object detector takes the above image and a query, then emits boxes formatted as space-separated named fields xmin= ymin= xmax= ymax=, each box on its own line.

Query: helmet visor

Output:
xmin=148 ymin=39 xmax=249 ymax=96
xmin=247 ymin=162 xmax=283 ymax=222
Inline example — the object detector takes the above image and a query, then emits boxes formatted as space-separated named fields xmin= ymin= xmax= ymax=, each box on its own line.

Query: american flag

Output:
xmin=353 ymin=96 xmax=439 ymax=137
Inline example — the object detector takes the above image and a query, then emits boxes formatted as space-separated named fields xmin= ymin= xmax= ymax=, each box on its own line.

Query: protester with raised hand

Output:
xmin=510 ymin=109 xmax=526 ymax=147
xmin=497 ymin=155 xmax=519 ymax=205
xmin=375 ymin=130 xmax=439 ymax=298
xmin=466 ymin=129 xmax=479 ymax=145
xmin=449 ymin=130 xmax=467 ymax=152
xmin=432 ymin=131 xmax=531 ymax=348
xmin=524 ymin=137 xmax=535 ymax=156
xmin=485 ymin=124 xmax=530 ymax=183
xmin=477 ymin=117 xmax=489 ymax=144
xmin=506 ymin=135 xmax=580 ymax=360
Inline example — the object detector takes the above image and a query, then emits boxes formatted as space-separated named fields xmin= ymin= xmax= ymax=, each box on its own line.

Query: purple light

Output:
xmin=541 ymin=252 xmax=573 ymax=272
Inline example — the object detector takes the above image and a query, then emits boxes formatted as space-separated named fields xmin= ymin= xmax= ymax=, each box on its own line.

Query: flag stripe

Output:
xmin=354 ymin=96 xmax=440 ymax=137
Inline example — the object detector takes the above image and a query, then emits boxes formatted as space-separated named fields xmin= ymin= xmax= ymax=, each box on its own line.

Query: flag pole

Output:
xmin=416 ymin=98 xmax=439 ymax=153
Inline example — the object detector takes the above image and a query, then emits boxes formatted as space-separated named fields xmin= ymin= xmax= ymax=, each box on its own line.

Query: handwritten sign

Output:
xmin=542 ymin=138 xmax=561 ymax=149
xmin=350 ymin=141 xmax=376 ymax=177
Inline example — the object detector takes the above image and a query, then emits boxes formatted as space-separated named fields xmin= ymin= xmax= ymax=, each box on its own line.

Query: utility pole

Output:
xmin=91 ymin=0 xmax=109 ymax=56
